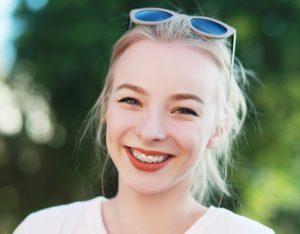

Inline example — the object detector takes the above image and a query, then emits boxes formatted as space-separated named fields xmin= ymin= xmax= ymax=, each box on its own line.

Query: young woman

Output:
xmin=14 ymin=7 xmax=275 ymax=234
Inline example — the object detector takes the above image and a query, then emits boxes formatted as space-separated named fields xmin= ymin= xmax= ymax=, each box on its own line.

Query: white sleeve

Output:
xmin=12 ymin=203 xmax=83 ymax=234
xmin=13 ymin=213 xmax=37 ymax=234
xmin=255 ymin=225 xmax=275 ymax=234
xmin=209 ymin=207 xmax=276 ymax=234
xmin=12 ymin=197 xmax=106 ymax=234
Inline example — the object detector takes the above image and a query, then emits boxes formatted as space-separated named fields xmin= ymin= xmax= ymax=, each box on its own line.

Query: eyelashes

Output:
xmin=118 ymin=97 xmax=140 ymax=106
xmin=174 ymin=107 xmax=198 ymax=116
xmin=118 ymin=96 xmax=199 ymax=117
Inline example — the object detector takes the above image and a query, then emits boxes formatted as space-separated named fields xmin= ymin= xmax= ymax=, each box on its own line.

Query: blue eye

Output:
xmin=175 ymin=108 xmax=198 ymax=116
xmin=118 ymin=97 xmax=141 ymax=106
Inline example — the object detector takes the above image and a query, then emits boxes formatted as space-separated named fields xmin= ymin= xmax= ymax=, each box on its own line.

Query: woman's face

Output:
xmin=105 ymin=40 xmax=220 ymax=194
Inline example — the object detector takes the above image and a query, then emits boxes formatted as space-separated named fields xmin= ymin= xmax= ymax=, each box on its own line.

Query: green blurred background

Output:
xmin=0 ymin=0 xmax=299 ymax=233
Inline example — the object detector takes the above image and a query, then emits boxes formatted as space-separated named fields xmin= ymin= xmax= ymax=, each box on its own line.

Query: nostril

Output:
xmin=137 ymin=131 xmax=167 ymax=142
xmin=135 ymin=118 xmax=167 ymax=141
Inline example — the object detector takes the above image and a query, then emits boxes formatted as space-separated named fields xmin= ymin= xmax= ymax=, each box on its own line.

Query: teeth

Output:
xmin=130 ymin=148 xmax=167 ymax=163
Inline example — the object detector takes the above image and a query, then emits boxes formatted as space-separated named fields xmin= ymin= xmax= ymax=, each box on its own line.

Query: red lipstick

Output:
xmin=131 ymin=147 xmax=171 ymax=156
xmin=125 ymin=147 xmax=174 ymax=172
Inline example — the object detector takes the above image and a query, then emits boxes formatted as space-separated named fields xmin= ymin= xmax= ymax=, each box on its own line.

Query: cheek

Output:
xmin=168 ymin=121 xmax=211 ymax=177
xmin=105 ymin=104 xmax=140 ymax=150
xmin=163 ymin=125 xmax=201 ymax=182
xmin=169 ymin=120 xmax=211 ymax=155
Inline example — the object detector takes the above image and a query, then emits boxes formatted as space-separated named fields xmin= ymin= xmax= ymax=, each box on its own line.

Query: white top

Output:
xmin=13 ymin=196 xmax=275 ymax=234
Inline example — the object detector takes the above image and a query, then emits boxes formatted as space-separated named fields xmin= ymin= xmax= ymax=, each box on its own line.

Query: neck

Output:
xmin=103 ymin=175 xmax=206 ymax=234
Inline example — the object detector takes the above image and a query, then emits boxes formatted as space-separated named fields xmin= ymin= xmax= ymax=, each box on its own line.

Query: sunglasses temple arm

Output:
xmin=231 ymin=33 xmax=236 ymax=78
xmin=127 ymin=18 xmax=133 ymax=31
xmin=227 ymin=32 xmax=236 ymax=99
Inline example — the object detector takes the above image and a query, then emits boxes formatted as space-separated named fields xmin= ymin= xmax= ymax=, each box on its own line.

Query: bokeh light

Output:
xmin=25 ymin=0 xmax=48 ymax=12
xmin=25 ymin=109 xmax=55 ymax=144
xmin=0 ymin=84 xmax=23 ymax=136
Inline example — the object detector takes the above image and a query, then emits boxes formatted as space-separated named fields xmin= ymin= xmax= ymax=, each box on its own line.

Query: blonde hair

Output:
xmin=78 ymin=13 xmax=251 ymax=204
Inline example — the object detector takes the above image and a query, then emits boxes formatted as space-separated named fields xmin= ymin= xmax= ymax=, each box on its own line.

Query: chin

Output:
xmin=124 ymin=177 xmax=171 ymax=195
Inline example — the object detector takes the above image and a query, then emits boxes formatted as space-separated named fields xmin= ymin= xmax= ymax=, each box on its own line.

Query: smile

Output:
xmin=125 ymin=146 xmax=175 ymax=172
xmin=130 ymin=147 xmax=171 ymax=163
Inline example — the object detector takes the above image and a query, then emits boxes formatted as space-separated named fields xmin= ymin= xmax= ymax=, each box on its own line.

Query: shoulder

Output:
xmin=13 ymin=196 xmax=107 ymax=234
xmin=211 ymin=206 xmax=275 ymax=234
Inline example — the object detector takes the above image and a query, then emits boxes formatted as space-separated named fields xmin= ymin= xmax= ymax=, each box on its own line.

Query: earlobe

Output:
xmin=207 ymin=115 xmax=231 ymax=149
xmin=206 ymin=138 xmax=216 ymax=149
xmin=206 ymin=130 xmax=220 ymax=149
xmin=206 ymin=125 xmax=225 ymax=149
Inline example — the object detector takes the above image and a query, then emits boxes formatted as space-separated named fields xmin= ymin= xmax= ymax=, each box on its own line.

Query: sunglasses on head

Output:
xmin=128 ymin=7 xmax=237 ymax=97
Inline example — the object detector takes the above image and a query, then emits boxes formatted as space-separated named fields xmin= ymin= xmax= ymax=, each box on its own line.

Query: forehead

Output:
xmin=112 ymin=40 xmax=220 ymax=102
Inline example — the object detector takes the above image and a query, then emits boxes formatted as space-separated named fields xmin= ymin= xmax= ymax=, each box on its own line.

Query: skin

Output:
xmin=102 ymin=40 xmax=222 ymax=234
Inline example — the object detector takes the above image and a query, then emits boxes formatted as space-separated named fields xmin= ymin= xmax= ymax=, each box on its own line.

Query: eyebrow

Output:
xmin=116 ymin=83 xmax=205 ymax=105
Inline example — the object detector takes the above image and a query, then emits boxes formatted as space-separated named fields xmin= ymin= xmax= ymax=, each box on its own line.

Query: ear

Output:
xmin=206 ymin=120 xmax=230 ymax=149
xmin=206 ymin=127 xmax=222 ymax=149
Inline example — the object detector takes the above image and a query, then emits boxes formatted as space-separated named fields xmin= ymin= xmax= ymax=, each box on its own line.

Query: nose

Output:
xmin=135 ymin=109 xmax=167 ymax=142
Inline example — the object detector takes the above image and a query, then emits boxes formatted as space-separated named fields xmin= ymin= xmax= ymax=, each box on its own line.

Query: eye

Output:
xmin=174 ymin=107 xmax=199 ymax=116
xmin=118 ymin=96 xmax=141 ymax=106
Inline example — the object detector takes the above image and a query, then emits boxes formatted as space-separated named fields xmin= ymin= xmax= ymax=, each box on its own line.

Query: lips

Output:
xmin=127 ymin=146 xmax=174 ymax=157
xmin=129 ymin=148 xmax=171 ymax=163
xmin=125 ymin=146 xmax=175 ymax=172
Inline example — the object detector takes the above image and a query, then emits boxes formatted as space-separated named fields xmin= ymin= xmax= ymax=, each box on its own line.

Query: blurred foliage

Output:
xmin=1 ymin=0 xmax=300 ymax=233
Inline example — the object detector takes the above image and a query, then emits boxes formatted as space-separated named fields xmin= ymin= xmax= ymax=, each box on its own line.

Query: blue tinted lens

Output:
xmin=191 ymin=18 xmax=227 ymax=35
xmin=135 ymin=10 xmax=173 ymax=22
